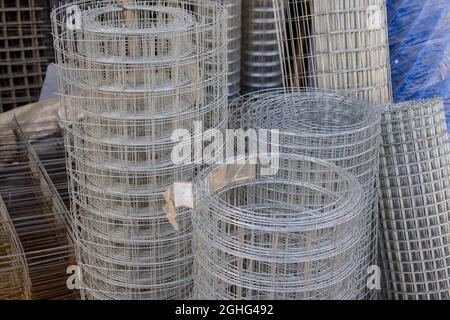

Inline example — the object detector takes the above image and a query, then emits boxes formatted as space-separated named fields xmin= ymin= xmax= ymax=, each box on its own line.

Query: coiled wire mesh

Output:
xmin=217 ymin=0 xmax=241 ymax=99
xmin=241 ymin=0 xmax=283 ymax=93
xmin=52 ymin=0 xmax=227 ymax=300
xmin=273 ymin=0 xmax=392 ymax=105
xmin=193 ymin=154 xmax=366 ymax=299
xmin=379 ymin=98 xmax=450 ymax=300
xmin=233 ymin=88 xmax=381 ymax=299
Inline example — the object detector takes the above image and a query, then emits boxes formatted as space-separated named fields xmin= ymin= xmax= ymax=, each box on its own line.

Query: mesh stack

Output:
xmin=0 ymin=0 xmax=53 ymax=112
xmin=236 ymin=88 xmax=381 ymax=299
xmin=52 ymin=0 xmax=227 ymax=299
xmin=273 ymin=0 xmax=392 ymax=105
xmin=193 ymin=154 xmax=366 ymax=299
xmin=25 ymin=124 xmax=69 ymax=208
xmin=0 ymin=124 xmax=77 ymax=300
xmin=241 ymin=0 xmax=282 ymax=93
xmin=379 ymin=98 xmax=450 ymax=300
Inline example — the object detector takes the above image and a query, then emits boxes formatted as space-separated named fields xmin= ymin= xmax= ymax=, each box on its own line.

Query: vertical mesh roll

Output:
xmin=217 ymin=0 xmax=241 ymax=99
xmin=273 ymin=0 xmax=392 ymax=105
xmin=379 ymin=98 xmax=450 ymax=300
xmin=234 ymin=88 xmax=381 ymax=299
xmin=52 ymin=0 xmax=227 ymax=300
xmin=241 ymin=0 xmax=283 ymax=93
xmin=193 ymin=155 xmax=366 ymax=299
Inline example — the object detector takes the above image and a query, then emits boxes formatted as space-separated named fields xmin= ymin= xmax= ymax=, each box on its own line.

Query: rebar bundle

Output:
xmin=234 ymin=88 xmax=381 ymax=299
xmin=379 ymin=98 xmax=450 ymax=300
xmin=193 ymin=154 xmax=366 ymax=299
xmin=273 ymin=0 xmax=392 ymax=105
xmin=52 ymin=0 xmax=227 ymax=299
xmin=241 ymin=0 xmax=283 ymax=93
xmin=0 ymin=124 xmax=77 ymax=300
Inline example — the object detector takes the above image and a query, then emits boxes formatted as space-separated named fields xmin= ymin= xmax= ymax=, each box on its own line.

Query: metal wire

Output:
xmin=232 ymin=88 xmax=381 ymax=299
xmin=51 ymin=0 xmax=227 ymax=299
xmin=0 ymin=121 xmax=69 ymax=212
xmin=273 ymin=0 xmax=392 ymax=105
xmin=216 ymin=0 xmax=241 ymax=99
xmin=241 ymin=0 xmax=283 ymax=93
xmin=0 ymin=194 xmax=31 ymax=300
xmin=193 ymin=154 xmax=366 ymax=299
xmin=26 ymin=125 xmax=70 ymax=208
xmin=379 ymin=98 xmax=450 ymax=300
xmin=0 ymin=0 xmax=54 ymax=111
xmin=0 ymin=123 xmax=77 ymax=300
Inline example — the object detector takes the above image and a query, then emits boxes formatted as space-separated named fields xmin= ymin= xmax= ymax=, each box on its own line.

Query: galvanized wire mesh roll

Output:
xmin=193 ymin=154 xmax=366 ymax=299
xmin=52 ymin=0 xmax=227 ymax=300
xmin=273 ymin=0 xmax=392 ymax=105
xmin=233 ymin=88 xmax=381 ymax=299
xmin=379 ymin=98 xmax=450 ymax=300
xmin=216 ymin=0 xmax=241 ymax=99
xmin=241 ymin=0 xmax=283 ymax=93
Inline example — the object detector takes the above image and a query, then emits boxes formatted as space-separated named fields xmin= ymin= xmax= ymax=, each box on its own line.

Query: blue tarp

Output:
xmin=387 ymin=0 xmax=450 ymax=133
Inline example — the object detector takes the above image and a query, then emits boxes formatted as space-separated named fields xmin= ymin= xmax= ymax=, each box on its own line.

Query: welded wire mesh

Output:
xmin=217 ymin=0 xmax=241 ymax=99
xmin=193 ymin=154 xmax=366 ymax=299
xmin=0 ymin=124 xmax=77 ymax=300
xmin=24 ymin=124 xmax=69 ymax=207
xmin=233 ymin=88 xmax=381 ymax=299
xmin=52 ymin=0 xmax=227 ymax=299
xmin=241 ymin=0 xmax=283 ymax=93
xmin=0 ymin=194 xmax=31 ymax=300
xmin=0 ymin=0 xmax=54 ymax=111
xmin=273 ymin=0 xmax=392 ymax=105
xmin=379 ymin=98 xmax=450 ymax=300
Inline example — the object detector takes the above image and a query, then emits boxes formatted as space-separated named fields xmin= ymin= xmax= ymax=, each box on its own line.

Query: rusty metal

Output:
xmin=0 ymin=121 xmax=77 ymax=299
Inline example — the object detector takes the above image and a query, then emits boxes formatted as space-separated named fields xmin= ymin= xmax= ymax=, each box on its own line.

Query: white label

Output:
xmin=173 ymin=182 xmax=194 ymax=209
xmin=367 ymin=5 xmax=382 ymax=30
xmin=66 ymin=5 xmax=82 ymax=30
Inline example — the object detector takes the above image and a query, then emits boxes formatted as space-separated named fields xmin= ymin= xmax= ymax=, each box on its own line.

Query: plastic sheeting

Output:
xmin=0 ymin=97 xmax=62 ymax=141
xmin=387 ymin=0 xmax=450 ymax=134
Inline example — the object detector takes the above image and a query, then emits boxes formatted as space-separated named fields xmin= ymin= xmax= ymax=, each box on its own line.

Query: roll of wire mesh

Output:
xmin=51 ymin=0 xmax=227 ymax=299
xmin=273 ymin=0 xmax=392 ymax=105
xmin=379 ymin=98 xmax=450 ymax=300
xmin=217 ymin=0 xmax=242 ymax=99
xmin=193 ymin=154 xmax=366 ymax=299
xmin=241 ymin=0 xmax=283 ymax=93
xmin=233 ymin=88 xmax=381 ymax=299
